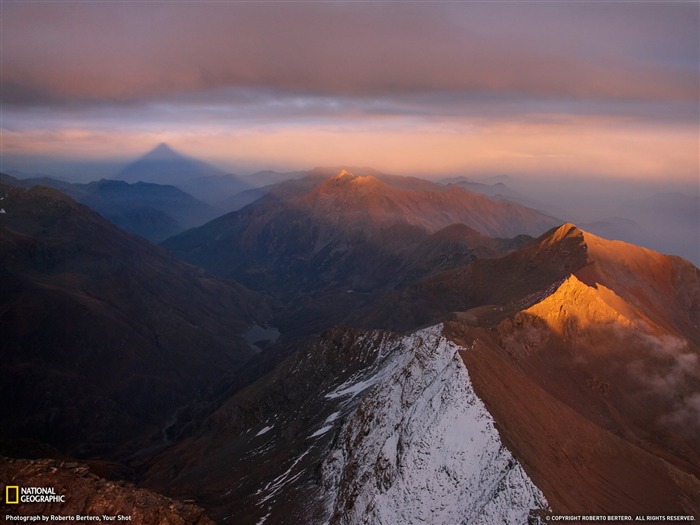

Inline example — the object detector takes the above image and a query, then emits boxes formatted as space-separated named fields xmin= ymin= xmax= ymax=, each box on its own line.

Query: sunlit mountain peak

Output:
xmin=332 ymin=168 xmax=354 ymax=180
xmin=523 ymin=274 xmax=649 ymax=335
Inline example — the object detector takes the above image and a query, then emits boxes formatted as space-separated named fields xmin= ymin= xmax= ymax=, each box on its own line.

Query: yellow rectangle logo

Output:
xmin=5 ymin=485 xmax=19 ymax=504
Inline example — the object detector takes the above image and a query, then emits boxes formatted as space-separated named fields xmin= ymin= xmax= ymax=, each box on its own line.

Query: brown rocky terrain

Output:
xmin=0 ymin=456 xmax=214 ymax=524
xmin=439 ymin=224 xmax=700 ymax=515
xmin=141 ymin=224 xmax=700 ymax=521
xmin=292 ymin=169 xmax=558 ymax=238
xmin=450 ymin=323 xmax=700 ymax=516
xmin=139 ymin=328 xmax=398 ymax=524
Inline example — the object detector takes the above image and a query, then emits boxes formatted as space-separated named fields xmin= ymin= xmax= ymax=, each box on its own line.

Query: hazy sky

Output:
xmin=1 ymin=1 xmax=698 ymax=182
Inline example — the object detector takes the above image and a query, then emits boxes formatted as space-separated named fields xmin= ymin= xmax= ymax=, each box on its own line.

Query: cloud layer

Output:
xmin=4 ymin=2 xmax=698 ymax=105
xmin=1 ymin=1 xmax=698 ymax=179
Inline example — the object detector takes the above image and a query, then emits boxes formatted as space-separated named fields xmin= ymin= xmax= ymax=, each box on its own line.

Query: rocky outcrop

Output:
xmin=0 ymin=456 xmax=214 ymax=524
xmin=321 ymin=326 xmax=548 ymax=525
xmin=143 ymin=326 xmax=548 ymax=524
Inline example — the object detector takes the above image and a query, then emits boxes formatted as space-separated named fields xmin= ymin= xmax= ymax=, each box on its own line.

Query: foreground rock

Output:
xmin=0 ymin=456 xmax=213 ymax=524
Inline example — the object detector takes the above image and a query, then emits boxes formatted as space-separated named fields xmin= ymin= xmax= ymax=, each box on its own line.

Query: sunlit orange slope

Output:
xmin=442 ymin=224 xmax=700 ymax=516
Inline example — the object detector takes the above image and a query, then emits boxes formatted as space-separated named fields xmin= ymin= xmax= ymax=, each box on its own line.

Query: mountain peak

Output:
xmin=535 ymin=223 xmax=588 ymax=255
xmin=551 ymin=222 xmax=585 ymax=241
xmin=523 ymin=274 xmax=643 ymax=333
xmin=328 ymin=169 xmax=386 ymax=188
xmin=543 ymin=222 xmax=665 ymax=269
xmin=332 ymin=169 xmax=354 ymax=181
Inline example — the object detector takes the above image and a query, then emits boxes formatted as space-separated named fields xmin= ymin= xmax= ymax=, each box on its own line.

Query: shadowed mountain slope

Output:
xmin=16 ymin=176 xmax=222 ymax=242
xmin=0 ymin=178 xmax=268 ymax=459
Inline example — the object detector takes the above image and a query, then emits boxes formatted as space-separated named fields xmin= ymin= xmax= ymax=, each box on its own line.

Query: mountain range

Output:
xmin=3 ymin=174 xmax=222 ymax=242
xmin=162 ymin=169 xmax=558 ymax=336
xmin=1 ymin=160 xmax=698 ymax=523
xmin=440 ymin=176 xmax=700 ymax=267
xmin=142 ymin=223 xmax=700 ymax=523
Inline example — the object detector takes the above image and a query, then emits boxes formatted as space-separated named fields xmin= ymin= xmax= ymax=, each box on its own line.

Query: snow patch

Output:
xmin=325 ymin=376 xmax=378 ymax=400
xmin=255 ymin=509 xmax=271 ymax=525
xmin=324 ymin=338 xmax=408 ymax=402
xmin=255 ymin=425 xmax=273 ymax=437
xmin=324 ymin=411 xmax=340 ymax=424
xmin=256 ymin=450 xmax=311 ymax=506
xmin=309 ymin=426 xmax=333 ymax=439
xmin=320 ymin=325 xmax=548 ymax=524
xmin=309 ymin=411 xmax=343 ymax=439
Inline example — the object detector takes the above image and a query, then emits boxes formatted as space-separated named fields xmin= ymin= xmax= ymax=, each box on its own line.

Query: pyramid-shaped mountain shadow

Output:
xmin=116 ymin=143 xmax=252 ymax=203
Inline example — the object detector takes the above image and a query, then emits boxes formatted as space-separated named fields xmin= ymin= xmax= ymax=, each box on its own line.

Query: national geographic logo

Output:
xmin=4 ymin=485 xmax=65 ymax=504
xmin=5 ymin=485 xmax=18 ymax=504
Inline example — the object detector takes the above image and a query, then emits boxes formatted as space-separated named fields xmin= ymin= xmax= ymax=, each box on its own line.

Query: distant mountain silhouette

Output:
xmin=177 ymin=174 xmax=253 ymax=206
xmin=115 ymin=144 xmax=254 ymax=205
xmin=16 ymin=176 xmax=222 ymax=242
xmin=615 ymin=192 xmax=700 ymax=265
xmin=440 ymin=176 xmax=569 ymax=218
xmin=246 ymin=169 xmax=308 ymax=188
xmin=442 ymin=176 xmax=699 ymax=267
xmin=214 ymin=186 xmax=268 ymax=212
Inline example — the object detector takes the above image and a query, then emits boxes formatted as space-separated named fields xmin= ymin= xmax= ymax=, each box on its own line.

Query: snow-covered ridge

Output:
xmin=320 ymin=325 xmax=548 ymax=525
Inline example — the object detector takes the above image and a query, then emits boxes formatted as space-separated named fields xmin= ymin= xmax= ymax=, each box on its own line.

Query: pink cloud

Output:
xmin=2 ymin=2 xmax=697 ymax=105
